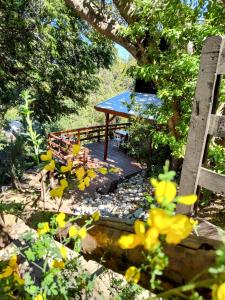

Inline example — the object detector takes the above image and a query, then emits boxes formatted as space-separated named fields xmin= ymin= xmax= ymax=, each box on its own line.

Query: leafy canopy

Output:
xmin=0 ymin=0 xmax=114 ymax=122
xmin=123 ymin=0 xmax=225 ymax=158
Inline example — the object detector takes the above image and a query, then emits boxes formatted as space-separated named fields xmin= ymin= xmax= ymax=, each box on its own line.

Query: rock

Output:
xmin=133 ymin=208 xmax=144 ymax=218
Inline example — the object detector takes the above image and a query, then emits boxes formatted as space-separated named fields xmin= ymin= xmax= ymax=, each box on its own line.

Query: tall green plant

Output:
xmin=20 ymin=90 xmax=43 ymax=165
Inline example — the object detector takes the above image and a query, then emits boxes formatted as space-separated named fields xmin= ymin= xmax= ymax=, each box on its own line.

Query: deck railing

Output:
xmin=48 ymin=122 xmax=131 ymax=162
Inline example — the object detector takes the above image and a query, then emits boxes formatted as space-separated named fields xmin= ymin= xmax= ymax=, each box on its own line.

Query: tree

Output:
xmin=64 ymin=0 xmax=151 ymax=63
xmin=0 ymin=0 xmax=114 ymax=122
xmin=66 ymin=0 xmax=225 ymax=165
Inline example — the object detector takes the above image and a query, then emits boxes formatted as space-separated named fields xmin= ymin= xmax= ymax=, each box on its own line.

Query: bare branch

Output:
xmin=65 ymin=0 xmax=139 ymax=59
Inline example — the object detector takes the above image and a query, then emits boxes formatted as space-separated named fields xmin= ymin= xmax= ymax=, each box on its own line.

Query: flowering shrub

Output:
xmin=0 ymin=211 xmax=100 ymax=299
xmin=118 ymin=162 xmax=225 ymax=299
xmin=1 ymin=161 xmax=225 ymax=299
xmin=40 ymin=147 xmax=119 ymax=203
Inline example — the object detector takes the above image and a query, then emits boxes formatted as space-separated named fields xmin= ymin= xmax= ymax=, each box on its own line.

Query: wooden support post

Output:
xmin=104 ymin=113 xmax=109 ymax=161
xmin=97 ymin=128 xmax=101 ymax=142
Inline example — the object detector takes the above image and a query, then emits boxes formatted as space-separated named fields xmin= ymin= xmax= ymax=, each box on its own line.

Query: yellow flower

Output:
xmin=109 ymin=167 xmax=120 ymax=173
xmin=0 ymin=266 xmax=13 ymax=279
xmin=60 ymin=178 xmax=68 ymax=188
xmin=165 ymin=214 xmax=193 ymax=244
xmin=134 ymin=220 xmax=145 ymax=236
xmin=147 ymin=208 xmax=172 ymax=234
xmin=69 ymin=226 xmax=78 ymax=238
xmin=34 ymin=294 xmax=43 ymax=300
xmin=40 ymin=150 xmax=52 ymax=161
xmin=75 ymin=167 xmax=85 ymax=181
xmin=151 ymin=179 xmax=177 ymax=203
xmin=83 ymin=176 xmax=90 ymax=187
xmin=56 ymin=212 xmax=66 ymax=228
xmin=217 ymin=282 xmax=225 ymax=300
xmin=118 ymin=220 xmax=145 ymax=249
xmin=13 ymin=272 xmax=25 ymax=285
xmin=50 ymin=186 xmax=64 ymax=199
xmin=44 ymin=159 xmax=55 ymax=172
xmin=190 ymin=218 xmax=198 ymax=227
xmin=61 ymin=161 xmax=73 ymax=173
xmin=144 ymin=227 xmax=159 ymax=250
xmin=87 ymin=169 xmax=97 ymax=179
xmin=60 ymin=246 xmax=67 ymax=260
xmin=98 ymin=167 xmax=108 ymax=175
xmin=37 ymin=222 xmax=50 ymax=236
xmin=77 ymin=181 xmax=85 ymax=191
xmin=92 ymin=211 xmax=100 ymax=221
xmin=9 ymin=255 xmax=18 ymax=268
xmin=176 ymin=195 xmax=197 ymax=205
xmin=118 ymin=234 xmax=140 ymax=249
xmin=51 ymin=260 xmax=65 ymax=269
xmin=72 ymin=144 xmax=81 ymax=156
xmin=78 ymin=227 xmax=87 ymax=239
xmin=125 ymin=266 xmax=140 ymax=284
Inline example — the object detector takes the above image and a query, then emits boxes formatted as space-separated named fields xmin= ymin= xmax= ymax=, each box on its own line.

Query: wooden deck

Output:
xmin=54 ymin=141 xmax=144 ymax=213
xmin=82 ymin=141 xmax=144 ymax=194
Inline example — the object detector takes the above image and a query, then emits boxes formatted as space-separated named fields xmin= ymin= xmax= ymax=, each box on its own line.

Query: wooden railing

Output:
xmin=48 ymin=122 xmax=131 ymax=162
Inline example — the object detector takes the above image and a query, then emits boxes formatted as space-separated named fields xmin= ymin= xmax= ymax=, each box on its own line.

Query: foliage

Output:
xmin=0 ymin=133 xmax=28 ymax=186
xmin=20 ymin=90 xmax=43 ymax=165
xmin=0 ymin=212 xmax=97 ymax=299
xmin=45 ymin=56 xmax=135 ymax=132
xmin=110 ymin=278 xmax=144 ymax=300
xmin=121 ymin=0 xmax=225 ymax=160
xmin=0 ymin=0 xmax=114 ymax=122
xmin=125 ymin=118 xmax=170 ymax=172
xmin=208 ymin=144 xmax=225 ymax=175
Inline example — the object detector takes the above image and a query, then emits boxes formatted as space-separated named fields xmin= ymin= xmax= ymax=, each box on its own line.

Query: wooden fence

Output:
xmin=177 ymin=36 xmax=225 ymax=214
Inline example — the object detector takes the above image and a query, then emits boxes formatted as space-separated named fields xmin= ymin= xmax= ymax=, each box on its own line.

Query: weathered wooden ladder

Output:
xmin=177 ymin=36 xmax=225 ymax=214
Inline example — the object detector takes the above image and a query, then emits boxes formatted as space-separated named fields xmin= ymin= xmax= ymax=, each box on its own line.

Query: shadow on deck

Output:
xmin=83 ymin=141 xmax=144 ymax=194
xmin=59 ymin=141 xmax=144 ymax=212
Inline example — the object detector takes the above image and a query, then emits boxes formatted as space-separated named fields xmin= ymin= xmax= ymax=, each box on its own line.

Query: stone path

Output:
xmin=73 ymin=173 xmax=152 ymax=220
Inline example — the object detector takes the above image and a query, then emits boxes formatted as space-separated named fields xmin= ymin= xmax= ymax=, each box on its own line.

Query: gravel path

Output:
xmin=73 ymin=173 xmax=152 ymax=220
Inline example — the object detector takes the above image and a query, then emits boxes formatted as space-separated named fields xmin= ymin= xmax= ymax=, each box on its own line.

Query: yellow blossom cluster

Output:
xmin=118 ymin=177 xmax=198 ymax=284
xmin=212 ymin=282 xmax=225 ymax=300
xmin=55 ymin=212 xmax=87 ymax=239
xmin=51 ymin=245 xmax=67 ymax=270
xmin=151 ymin=179 xmax=197 ymax=205
xmin=0 ymin=255 xmax=24 ymax=285
xmin=50 ymin=178 xmax=69 ymax=199
xmin=75 ymin=166 xmax=97 ymax=191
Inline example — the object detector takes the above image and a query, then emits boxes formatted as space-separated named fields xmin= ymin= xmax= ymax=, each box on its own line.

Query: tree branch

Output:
xmin=113 ymin=0 xmax=137 ymax=24
xmin=64 ymin=0 xmax=139 ymax=59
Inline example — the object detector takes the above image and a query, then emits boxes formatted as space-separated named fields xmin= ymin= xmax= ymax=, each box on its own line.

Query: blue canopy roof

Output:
xmin=94 ymin=91 xmax=161 ymax=119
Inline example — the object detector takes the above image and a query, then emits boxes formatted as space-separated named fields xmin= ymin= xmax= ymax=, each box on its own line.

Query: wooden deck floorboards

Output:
xmin=81 ymin=141 xmax=144 ymax=195
xmin=57 ymin=141 xmax=144 ymax=213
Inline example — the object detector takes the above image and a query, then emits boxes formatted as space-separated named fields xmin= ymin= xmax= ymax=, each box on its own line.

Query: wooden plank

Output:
xmin=49 ymin=123 xmax=131 ymax=136
xmin=177 ymin=36 xmax=225 ymax=214
xmin=198 ymin=167 xmax=225 ymax=194
xmin=104 ymin=113 xmax=109 ymax=161
xmin=217 ymin=38 xmax=225 ymax=74
xmin=208 ymin=114 xmax=225 ymax=137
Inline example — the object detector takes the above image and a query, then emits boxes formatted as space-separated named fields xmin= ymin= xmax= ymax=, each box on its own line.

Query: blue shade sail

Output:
xmin=95 ymin=91 xmax=161 ymax=119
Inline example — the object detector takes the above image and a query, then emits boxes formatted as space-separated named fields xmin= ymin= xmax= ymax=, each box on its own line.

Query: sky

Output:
xmin=115 ymin=44 xmax=130 ymax=61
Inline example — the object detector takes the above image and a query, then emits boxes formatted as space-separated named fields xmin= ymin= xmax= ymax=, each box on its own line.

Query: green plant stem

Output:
xmin=148 ymin=278 xmax=216 ymax=299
